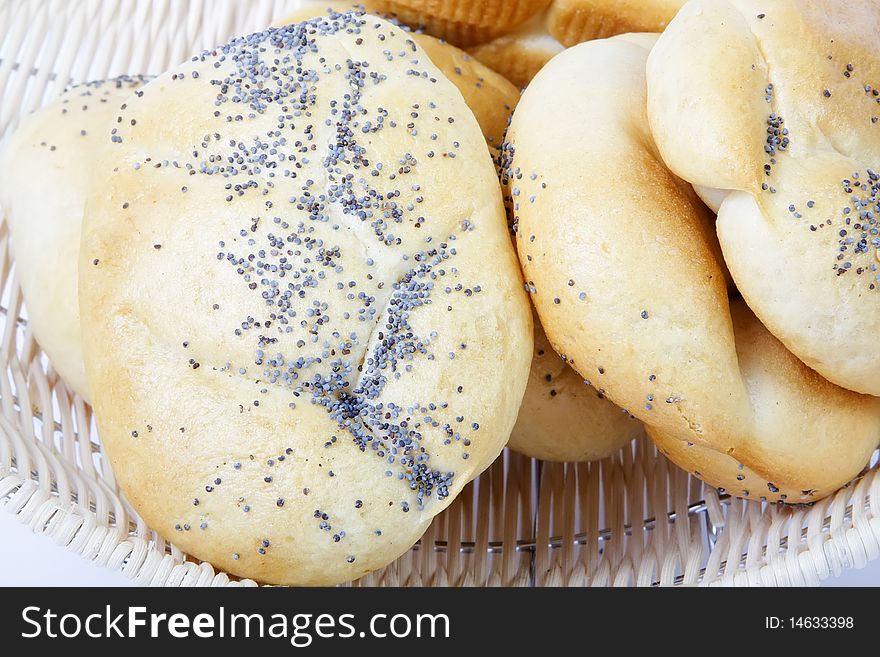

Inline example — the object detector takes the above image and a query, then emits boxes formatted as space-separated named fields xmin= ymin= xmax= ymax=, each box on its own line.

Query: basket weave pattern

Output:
xmin=1 ymin=0 xmax=879 ymax=587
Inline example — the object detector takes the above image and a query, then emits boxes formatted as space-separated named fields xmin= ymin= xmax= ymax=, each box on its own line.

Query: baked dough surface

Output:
xmin=80 ymin=12 xmax=531 ymax=585
xmin=647 ymin=0 xmax=880 ymax=395
xmin=0 ymin=76 xmax=150 ymax=400
xmin=506 ymin=34 xmax=880 ymax=502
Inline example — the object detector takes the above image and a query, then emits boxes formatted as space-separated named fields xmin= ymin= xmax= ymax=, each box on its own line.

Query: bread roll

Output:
xmin=0 ymin=76 xmax=150 ymax=401
xmin=369 ymin=0 xmax=551 ymax=46
xmin=650 ymin=298 xmax=880 ymax=502
xmin=79 ymin=12 xmax=531 ymax=585
xmin=0 ymin=3 xmax=518 ymax=408
xmin=505 ymin=34 xmax=880 ymax=502
xmin=509 ymin=312 xmax=642 ymax=462
xmin=647 ymin=0 xmax=880 ymax=396
xmin=547 ymin=0 xmax=685 ymax=46
xmin=468 ymin=11 xmax=564 ymax=88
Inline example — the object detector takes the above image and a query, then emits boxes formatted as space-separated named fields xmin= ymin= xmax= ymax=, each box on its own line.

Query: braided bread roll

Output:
xmin=647 ymin=0 xmax=880 ymax=396
xmin=505 ymin=33 xmax=880 ymax=502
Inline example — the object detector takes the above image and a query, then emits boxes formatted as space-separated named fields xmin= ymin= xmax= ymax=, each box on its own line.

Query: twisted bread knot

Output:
xmin=647 ymin=0 xmax=880 ymax=396
xmin=506 ymin=34 xmax=880 ymax=503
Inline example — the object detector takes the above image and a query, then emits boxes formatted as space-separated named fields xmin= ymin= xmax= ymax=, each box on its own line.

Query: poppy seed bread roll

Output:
xmin=505 ymin=34 xmax=880 ymax=502
xmin=0 ymin=1 xmax=521 ymax=407
xmin=646 ymin=0 xmax=880 ymax=396
xmin=79 ymin=11 xmax=531 ymax=585
xmin=0 ymin=76 xmax=150 ymax=401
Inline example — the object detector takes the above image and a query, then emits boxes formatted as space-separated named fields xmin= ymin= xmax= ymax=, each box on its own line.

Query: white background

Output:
xmin=0 ymin=505 xmax=876 ymax=586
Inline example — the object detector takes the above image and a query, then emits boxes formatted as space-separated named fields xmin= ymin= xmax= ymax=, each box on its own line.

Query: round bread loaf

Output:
xmin=79 ymin=12 xmax=531 ymax=585
xmin=285 ymin=5 xmax=642 ymax=462
xmin=646 ymin=0 xmax=880 ymax=396
xmin=547 ymin=0 xmax=685 ymax=46
xmin=468 ymin=11 xmax=564 ymax=88
xmin=0 ymin=3 xmax=518 ymax=405
xmin=0 ymin=76 xmax=150 ymax=401
xmin=505 ymin=34 xmax=880 ymax=502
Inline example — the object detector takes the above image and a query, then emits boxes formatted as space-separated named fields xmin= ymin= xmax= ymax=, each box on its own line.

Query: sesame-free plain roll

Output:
xmin=547 ymin=0 xmax=686 ymax=46
xmin=0 ymin=76 xmax=150 ymax=401
xmin=79 ymin=12 xmax=532 ymax=585
xmin=505 ymin=33 xmax=880 ymax=502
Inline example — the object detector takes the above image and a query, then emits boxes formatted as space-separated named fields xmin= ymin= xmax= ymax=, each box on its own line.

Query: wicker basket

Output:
xmin=1 ymin=0 xmax=879 ymax=587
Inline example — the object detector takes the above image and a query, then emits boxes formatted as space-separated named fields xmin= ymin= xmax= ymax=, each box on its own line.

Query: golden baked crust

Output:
xmin=0 ymin=76 xmax=149 ymax=400
xmin=468 ymin=11 xmax=564 ymax=88
xmin=505 ymin=34 xmax=880 ymax=502
xmin=647 ymin=0 xmax=880 ymax=395
xmin=80 ymin=12 xmax=531 ymax=585
xmin=370 ymin=0 xmax=551 ymax=46
xmin=547 ymin=0 xmax=685 ymax=46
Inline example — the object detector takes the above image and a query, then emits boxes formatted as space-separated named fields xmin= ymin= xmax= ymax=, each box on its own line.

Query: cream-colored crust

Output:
xmin=509 ymin=311 xmax=642 ymax=462
xmin=506 ymin=34 xmax=880 ymax=502
xmin=276 ymin=2 xmax=519 ymax=147
xmin=647 ymin=0 xmax=880 ymax=395
xmin=547 ymin=0 xmax=685 ymax=46
xmin=79 ymin=13 xmax=531 ymax=585
xmin=650 ymin=299 xmax=880 ymax=503
xmin=0 ymin=76 xmax=149 ymax=401
xmin=510 ymin=35 xmax=749 ymax=450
